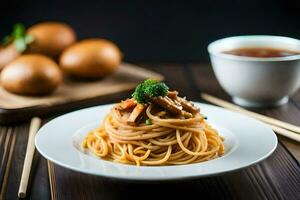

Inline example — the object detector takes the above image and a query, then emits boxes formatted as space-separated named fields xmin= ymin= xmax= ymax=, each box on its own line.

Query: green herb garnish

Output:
xmin=145 ymin=119 xmax=152 ymax=125
xmin=132 ymin=79 xmax=169 ymax=103
xmin=1 ymin=23 xmax=34 ymax=52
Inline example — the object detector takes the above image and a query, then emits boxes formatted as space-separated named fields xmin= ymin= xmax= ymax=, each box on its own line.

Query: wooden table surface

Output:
xmin=1 ymin=63 xmax=300 ymax=200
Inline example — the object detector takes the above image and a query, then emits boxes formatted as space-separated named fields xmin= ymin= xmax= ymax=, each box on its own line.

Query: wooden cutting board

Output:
xmin=0 ymin=62 xmax=163 ymax=124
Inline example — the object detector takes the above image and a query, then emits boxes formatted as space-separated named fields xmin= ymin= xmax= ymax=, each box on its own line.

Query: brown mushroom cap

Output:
xmin=0 ymin=43 xmax=20 ymax=70
xmin=0 ymin=54 xmax=62 ymax=95
xmin=59 ymin=39 xmax=122 ymax=78
xmin=27 ymin=22 xmax=76 ymax=57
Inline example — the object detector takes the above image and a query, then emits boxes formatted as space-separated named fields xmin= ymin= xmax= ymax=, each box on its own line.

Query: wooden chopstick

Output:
xmin=18 ymin=117 xmax=42 ymax=198
xmin=47 ymin=160 xmax=58 ymax=200
xmin=0 ymin=128 xmax=7 ymax=168
xmin=269 ymin=124 xmax=300 ymax=142
xmin=201 ymin=93 xmax=300 ymax=142
xmin=0 ymin=128 xmax=13 ymax=190
xmin=0 ymin=128 xmax=16 ymax=200
xmin=201 ymin=93 xmax=300 ymax=134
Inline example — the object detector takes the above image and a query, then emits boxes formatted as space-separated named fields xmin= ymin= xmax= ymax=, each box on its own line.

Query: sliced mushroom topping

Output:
xmin=127 ymin=103 xmax=145 ymax=125
xmin=167 ymin=91 xmax=199 ymax=114
xmin=149 ymin=96 xmax=193 ymax=118
xmin=149 ymin=96 xmax=182 ymax=115
xmin=117 ymin=99 xmax=137 ymax=111
xmin=176 ymin=96 xmax=199 ymax=114
xmin=167 ymin=90 xmax=178 ymax=99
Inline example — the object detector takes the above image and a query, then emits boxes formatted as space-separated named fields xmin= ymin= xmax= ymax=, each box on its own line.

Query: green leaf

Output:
xmin=1 ymin=23 xmax=33 ymax=52
xmin=14 ymin=38 xmax=26 ymax=52
xmin=12 ymin=23 xmax=25 ymax=38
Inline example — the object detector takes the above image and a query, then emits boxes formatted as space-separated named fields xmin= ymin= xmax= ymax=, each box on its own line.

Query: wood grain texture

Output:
xmin=0 ymin=127 xmax=16 ymax=200
xmin=4 ymin=125 xmax=50 ymax=200
xmin=49 ymin=142 xmax=300 ymax=200
xmin=47 ymin=161 xmax=57 ymax=200
xmin=1 ymin=63 xmax=300 ymax=200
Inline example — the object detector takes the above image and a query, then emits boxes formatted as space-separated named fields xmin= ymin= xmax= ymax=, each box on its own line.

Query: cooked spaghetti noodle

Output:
xmin=82 ymin=80 xmax=224 ymax=166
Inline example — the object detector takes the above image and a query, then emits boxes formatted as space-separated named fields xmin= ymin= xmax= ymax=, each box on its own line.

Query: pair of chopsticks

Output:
xmin=0 ymin=128 xmax=16 ymax=199
xmin=201 ymin=93 xmax=300 ymax=142
xmin=18 ymin=117 xmax=41 ymax=198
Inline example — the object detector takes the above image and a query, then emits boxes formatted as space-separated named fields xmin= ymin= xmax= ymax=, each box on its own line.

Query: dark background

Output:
xmin=1 ymin=0 xmax=300 ymax=62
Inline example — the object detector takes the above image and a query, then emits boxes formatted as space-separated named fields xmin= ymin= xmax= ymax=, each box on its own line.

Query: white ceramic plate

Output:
xmin=35 ymin=103 xmax=277 ymax=181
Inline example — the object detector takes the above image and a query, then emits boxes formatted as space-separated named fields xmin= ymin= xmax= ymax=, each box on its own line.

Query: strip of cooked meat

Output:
xmin=127 ymin=103 xmax=145 ymax=125
xmin=117 ymin=99 xmax=137 ymax=110
xmin=181 ymin=110 xmax=193 ymax=118
xmin=167 ymin=91 xmax=199 ymax=115
xmin=149 ymin=96 xmax=182 ymax=114
xmin=167 ymin=90 xmax=178 ymax=99
xmin=176 ymin=96 xmax=199 ymax=114
xmin=149 ymin=96 xmax=193 ymax=118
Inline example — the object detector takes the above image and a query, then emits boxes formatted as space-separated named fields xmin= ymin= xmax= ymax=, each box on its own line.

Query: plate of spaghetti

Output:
xmin=35 ymin=79 xmax=277 ymax=180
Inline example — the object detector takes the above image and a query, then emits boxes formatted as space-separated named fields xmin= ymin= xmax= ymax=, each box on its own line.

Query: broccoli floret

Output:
xmin=132 ymin=83 xmax=145 ymax=103
xmin=143 ymin=79 xmax=158 ymax=86
xmin=132 ymin=79 xmax=169 ymax=103
xmin=144 ymin=82 xmax=169 ymax=97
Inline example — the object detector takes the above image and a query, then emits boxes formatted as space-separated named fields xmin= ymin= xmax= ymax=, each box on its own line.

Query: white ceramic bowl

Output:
xmin=208 ymin=35 xmax=300 ymax=107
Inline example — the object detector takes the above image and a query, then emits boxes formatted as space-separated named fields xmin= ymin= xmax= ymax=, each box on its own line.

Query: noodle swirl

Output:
xmin=82 ymin=103 xmax=224 ymax=166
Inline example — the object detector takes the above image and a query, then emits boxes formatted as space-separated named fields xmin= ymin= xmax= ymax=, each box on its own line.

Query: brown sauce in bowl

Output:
xmin=223 ymin=47 xmax=300 ymax=58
